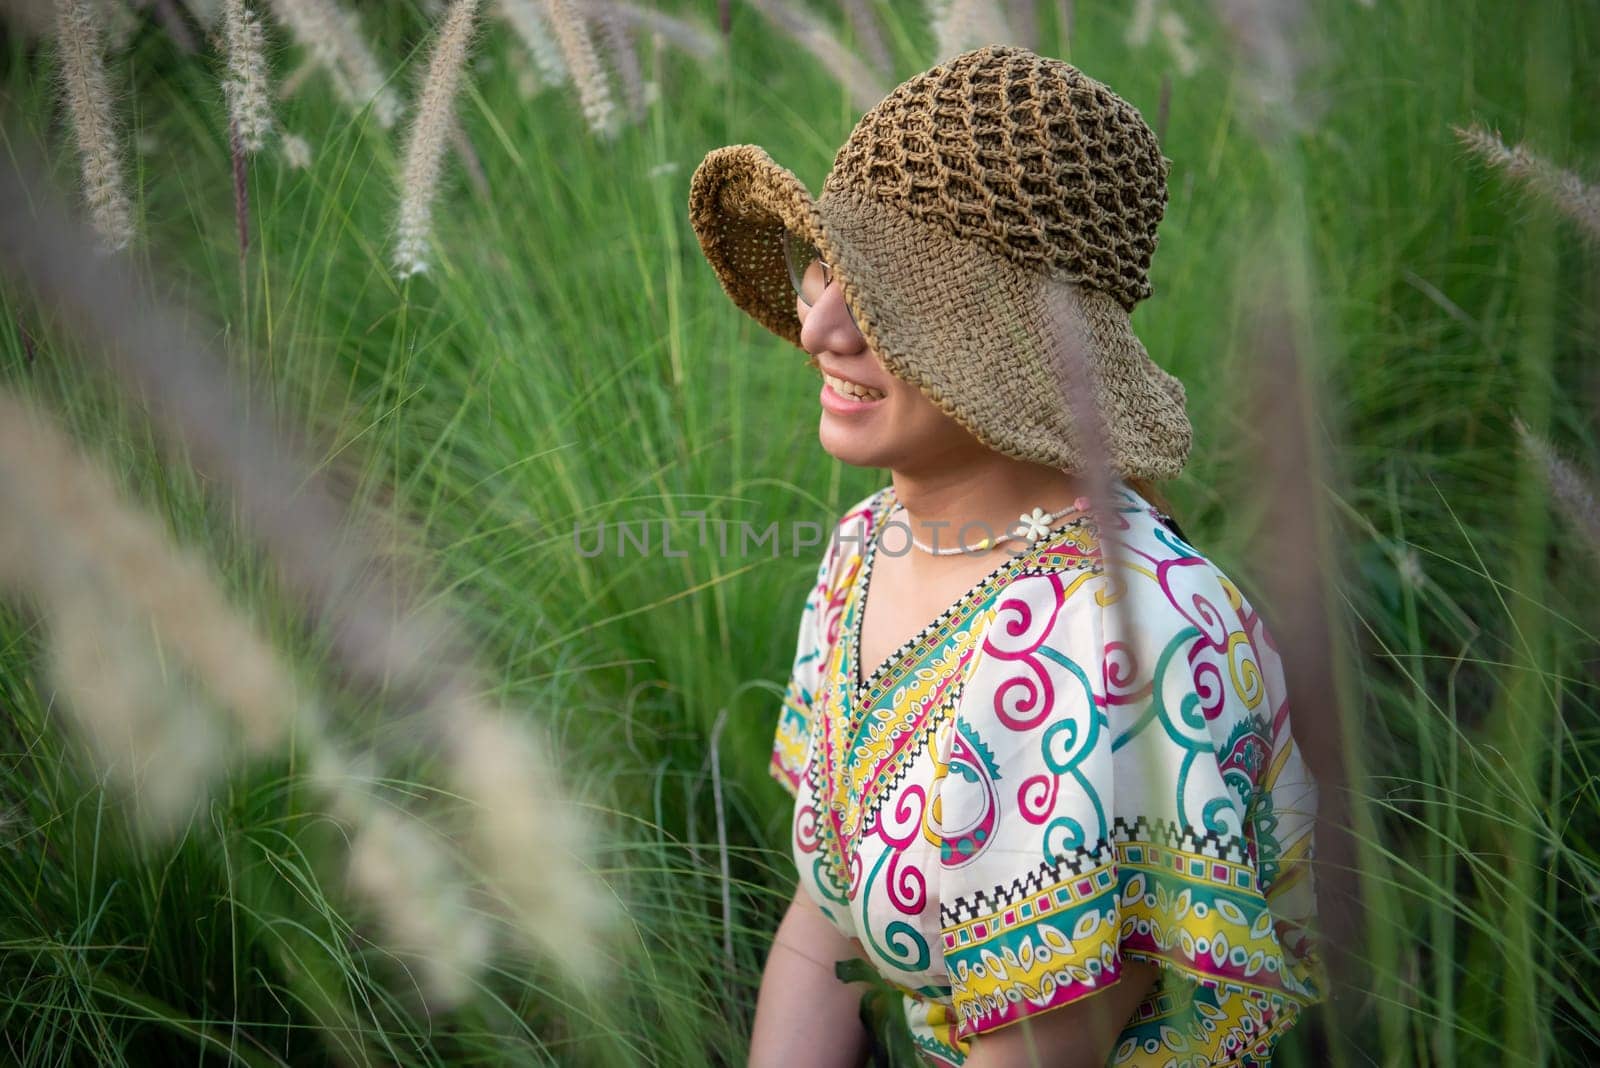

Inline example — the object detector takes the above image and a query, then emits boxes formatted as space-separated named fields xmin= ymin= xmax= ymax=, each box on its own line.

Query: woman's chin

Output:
xmin=817 ymin=422 xmax=890 ymax=468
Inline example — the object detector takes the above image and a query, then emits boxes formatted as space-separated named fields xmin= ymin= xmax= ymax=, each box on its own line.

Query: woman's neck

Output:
xmin=887 ymin=460 xmax=1097 ymax=559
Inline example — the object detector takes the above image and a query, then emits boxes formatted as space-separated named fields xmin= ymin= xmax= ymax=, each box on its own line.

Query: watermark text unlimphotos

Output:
xmin=565 ymin=510 xmax=1048 ymax=559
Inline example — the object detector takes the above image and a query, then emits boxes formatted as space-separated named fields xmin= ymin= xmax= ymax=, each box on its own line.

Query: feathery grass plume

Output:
xmin=304 ymin=725 xmax=499 ymax=1015
xmin=90 ymin=0 xmax=140 ymax=51
xmin=276 ymin=56 xmax=316 ymax=97
xmin=744 ymin=0 xmax=886 ymax=111
xmin=1125 ymin=0 xmax=1157 ymax=46
xmin=1004 ymin=0 xmax=1038 ymax=51
xmin=507 ymin=43 xmax=540 ymax=99
xmin=926 ymin=0 xmax=1017 ymax=63
xmin=1038 ymin=277 xmax=1203 ymax=1032
xmin=1232 ymin=236 xmax=1361 ymax=999
xmin=541 ymin=0 xmax=618 ymax=139
xmin=1207 ymin=0 xmax=1317 ymax=136
xmin=1131 ymin=5 xmax=1207 ymax=103
xmin=0 ymin=391 xmax=297 ymax=759
xmin=1512 ymin=415 xmax=1600 ymax=566
xmin=1 ymin=160 xmax=618 ymax=991
xmin=591 ymin=1 xmax=645 ymax=123
xmin=642 ymin=29 xmax=662 ymax=105
xmin=53 ymin=0 xmax=136 ymax=252
xmin=43 ymin=578 xmax=230 ymax=832
xmin=584 ymin=0 xmax=723 ymax=65
xmin=498 ymin=0 xmax=569 ymax=91
xmin=446 ymin=700 xmax=621 ymax=989
xmin=839 ymin=0 xmax=892 ymax=76
xmin=342 ymin=795 xmax=495 ymax=1011
xmin=393 ymin=0 xmax=482 ymax=280
xmin=1041 ymin=280 xmax=1125 ymax=566
xmin=1157 ymin=11 xmax=1199 ymax=75
xmin=0 ymin=389 xmax=303 ymax=836
xmin=1453 ymin=122 xmax=1600 ymax=243
xmin=222 ymin=0 xmax=275 ymax=152
xmin=279 ymin=129 xmax=312 ymax=168
xmin=266 ymin=0 xmax=403 ymax=129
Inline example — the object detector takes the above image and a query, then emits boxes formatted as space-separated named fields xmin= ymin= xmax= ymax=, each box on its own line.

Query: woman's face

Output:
xmin=795 ymin=260 xmax=989 ymax=474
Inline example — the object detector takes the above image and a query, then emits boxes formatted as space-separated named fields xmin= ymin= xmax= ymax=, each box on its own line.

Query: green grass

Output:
xmin=2 ymin=0 xmax=1599 ymax=1064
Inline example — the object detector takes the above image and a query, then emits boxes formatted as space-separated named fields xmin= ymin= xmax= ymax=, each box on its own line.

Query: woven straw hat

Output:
xmin=688 ymin=44 xmax=1193 ymax=481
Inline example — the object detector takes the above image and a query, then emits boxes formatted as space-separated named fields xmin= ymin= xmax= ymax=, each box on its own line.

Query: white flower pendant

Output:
xmin=1018 ymin=507 xmax=1052 ymax=542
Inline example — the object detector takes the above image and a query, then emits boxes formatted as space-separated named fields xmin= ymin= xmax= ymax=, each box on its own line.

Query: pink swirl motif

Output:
xmin=1147 ymin=556 xmax=1236 ymax=741
xmin=938 ymin=727 xmax=1000 ymax=865
xmin=1157 ymin=556 xmax=1230 ymax=648
xmin=1103 ymin=638 xmax=1143 ymax=701
xmin=982 ymin=573 xmax=1066 ymax=731
xmin=981 ymin=574 xmax=1105 ymax=834
xmin=1187 ymin=640 xmax=1229 ymax=723
xmin=1017 ymin=769 xmax=1057 ymax=826
xmin=873 ymin=785 xmax=929 ymax=915
xmin=795 ymin=802 xmax=820 ymax=855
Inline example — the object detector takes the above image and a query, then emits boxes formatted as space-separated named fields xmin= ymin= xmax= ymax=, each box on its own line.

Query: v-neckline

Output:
xmin=846 ymin=484 xmax=1099 ymax=699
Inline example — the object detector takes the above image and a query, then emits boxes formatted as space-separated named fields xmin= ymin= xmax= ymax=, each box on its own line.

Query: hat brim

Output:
xmin=687 ymin=145 xmax=837 ymax=347
xmin=688 ymin=146 xmax=1192 ymax=481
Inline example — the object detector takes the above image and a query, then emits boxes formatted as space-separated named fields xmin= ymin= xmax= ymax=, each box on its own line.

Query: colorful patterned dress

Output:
xmin=770 ymin=478 xmax=1324 ymax=1067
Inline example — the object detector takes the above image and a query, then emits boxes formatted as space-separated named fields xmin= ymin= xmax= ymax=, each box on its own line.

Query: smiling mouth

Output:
xmin=821 ymin=371 xmax=886 ymax=401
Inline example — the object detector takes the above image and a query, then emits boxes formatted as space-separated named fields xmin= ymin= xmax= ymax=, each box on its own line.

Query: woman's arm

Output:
xmin=958 ymin=959 xmax=1162 ymax=1068
xmin=748 ymin=884 xmax=876 ymax=1068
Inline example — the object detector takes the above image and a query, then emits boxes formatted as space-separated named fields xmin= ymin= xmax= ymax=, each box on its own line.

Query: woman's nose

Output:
xmin=798 ymin=280 xmax=867 ymax=357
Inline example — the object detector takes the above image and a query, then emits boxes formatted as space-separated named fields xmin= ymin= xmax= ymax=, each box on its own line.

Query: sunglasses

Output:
xmin=780 ymin=229 xmax=860 ymax=330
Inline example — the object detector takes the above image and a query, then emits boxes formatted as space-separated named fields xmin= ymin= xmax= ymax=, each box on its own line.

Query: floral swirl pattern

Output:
xmin=770 ymin=479 xmax=1323 ymax=1066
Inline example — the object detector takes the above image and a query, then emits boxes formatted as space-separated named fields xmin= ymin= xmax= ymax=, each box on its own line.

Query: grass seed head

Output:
xmin=0 ymin=390 xmax=299 ymax=779
xmin=266 ymin=0 xmax=403 ymax=128
xmin=746 ymin=0 xmax=886 ymax=111
xmin=53 ymin=0 xmax=136 ymax=252
xmin=279 ymin=130 xmax=313 ymax=168
xmin=448 ymin=703 xmax=622 ymax=989
xmin=345 ymin=802 xmax=496 ymax=1011
xmin=498 ymin=0 xmax=569 ymax=89
xmin=45 ymin=580 xmax=229 ymax=834
xmin=222 ymin=0 xmax=276 ymax=152
xmin=1453 ymin=121 xmax=1600 ymax=243
xmin=540 ymin=0 xmax=619 ymax=139
xmin=394 ymin=0 xmax=484 ymax=279
xmin=1512 ymin=415 xmax=1600 ymax=564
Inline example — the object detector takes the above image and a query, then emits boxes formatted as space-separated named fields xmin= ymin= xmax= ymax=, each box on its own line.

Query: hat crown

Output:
xmin=822 ymin=44 xmax=1169 ymax=311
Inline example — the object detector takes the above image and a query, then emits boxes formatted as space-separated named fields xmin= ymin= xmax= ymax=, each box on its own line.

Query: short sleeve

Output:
xmin=769 ymin=493 xmax=873 ymax=798
xmin=769 ymin=531 xmax=836 ymax=798
xmin=936 ymin=559 xmax=1323 ymax=1060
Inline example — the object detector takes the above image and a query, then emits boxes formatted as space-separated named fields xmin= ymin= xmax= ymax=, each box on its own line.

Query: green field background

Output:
xmin=2 ymin=1 xmax=1598 ymax=1064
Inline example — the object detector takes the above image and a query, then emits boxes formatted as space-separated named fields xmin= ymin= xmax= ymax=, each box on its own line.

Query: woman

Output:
xmin=689 ymin=45 xmax=1324 ymax=1067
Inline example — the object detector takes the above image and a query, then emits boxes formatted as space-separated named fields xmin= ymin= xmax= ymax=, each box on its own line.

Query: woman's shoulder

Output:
xmin=991 ymin=479 xmax=1265 ymax=651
